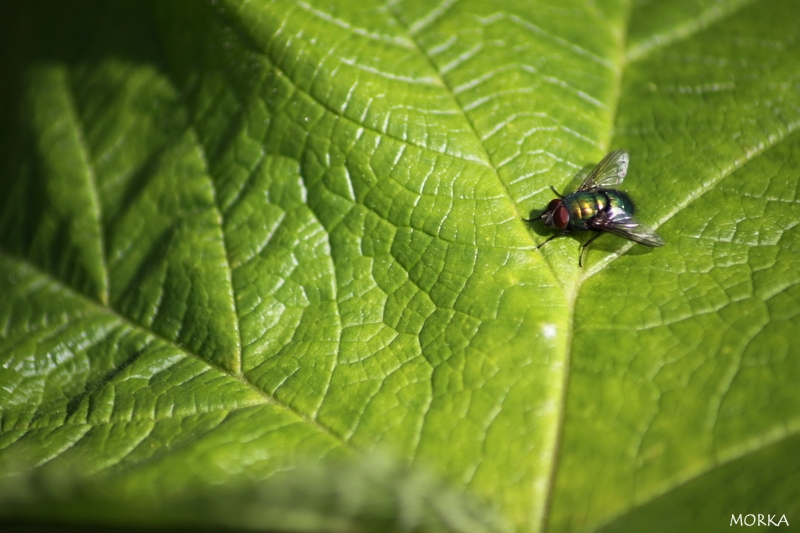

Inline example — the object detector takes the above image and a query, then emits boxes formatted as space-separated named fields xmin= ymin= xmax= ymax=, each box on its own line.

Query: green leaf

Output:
xmin=1 ymin=0 xmax=798 ymax=531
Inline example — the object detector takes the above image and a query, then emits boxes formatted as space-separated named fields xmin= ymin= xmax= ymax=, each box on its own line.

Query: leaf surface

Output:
xmin=1 ymin=0 xmax=798 ymax=531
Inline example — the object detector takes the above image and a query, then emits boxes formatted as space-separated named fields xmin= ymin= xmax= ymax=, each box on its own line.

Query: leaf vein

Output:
xmin=583 ymin=120 xmax=800 ymax=279
xmin=61 ymin=71 xmax=110 ymax=305
xmin=626 ymin=0 xmax=760 ymax=63
xmin=0 ymin=251 xmax=354 ymax=452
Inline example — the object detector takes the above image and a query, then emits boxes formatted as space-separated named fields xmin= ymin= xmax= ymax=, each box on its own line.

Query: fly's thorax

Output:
xmin=564 ymin=191 xmax=606 ymax=225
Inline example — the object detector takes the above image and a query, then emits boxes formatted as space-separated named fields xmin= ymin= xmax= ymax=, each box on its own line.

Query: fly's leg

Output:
xmin=579 ymin=233 xmax=602 ymax=267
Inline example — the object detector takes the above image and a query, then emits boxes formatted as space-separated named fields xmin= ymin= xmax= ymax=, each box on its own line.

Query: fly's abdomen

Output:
xmin=604 ymin=190 xmax=635 ymax=215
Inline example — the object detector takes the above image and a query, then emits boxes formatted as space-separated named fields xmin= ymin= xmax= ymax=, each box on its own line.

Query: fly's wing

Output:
xmin=577 ymin=149 xmax=629 ymax=192
xmin=589 ymin=208 xmax=665 ymax=247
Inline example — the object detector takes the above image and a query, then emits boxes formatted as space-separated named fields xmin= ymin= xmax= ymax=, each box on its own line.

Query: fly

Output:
xmin=524 ymin=149 xmax=665 ymax=267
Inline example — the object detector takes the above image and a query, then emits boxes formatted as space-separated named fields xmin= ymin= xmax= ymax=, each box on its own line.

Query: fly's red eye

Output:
xmin=554 ymin=205 xmax=570 ymax=229
xmin=547 ymin=198 xmax=562 ymax=212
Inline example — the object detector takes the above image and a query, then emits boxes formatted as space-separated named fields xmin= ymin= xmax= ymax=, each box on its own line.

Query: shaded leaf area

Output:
xmin=1 ymin=0 xmax=799 ymax=532
xmin=597 ymin=433 xmax=800 ymax=533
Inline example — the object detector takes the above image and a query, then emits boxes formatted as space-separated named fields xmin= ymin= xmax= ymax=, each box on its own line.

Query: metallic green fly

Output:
xmin=523 ymin=149 xmax=665 ymax=267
